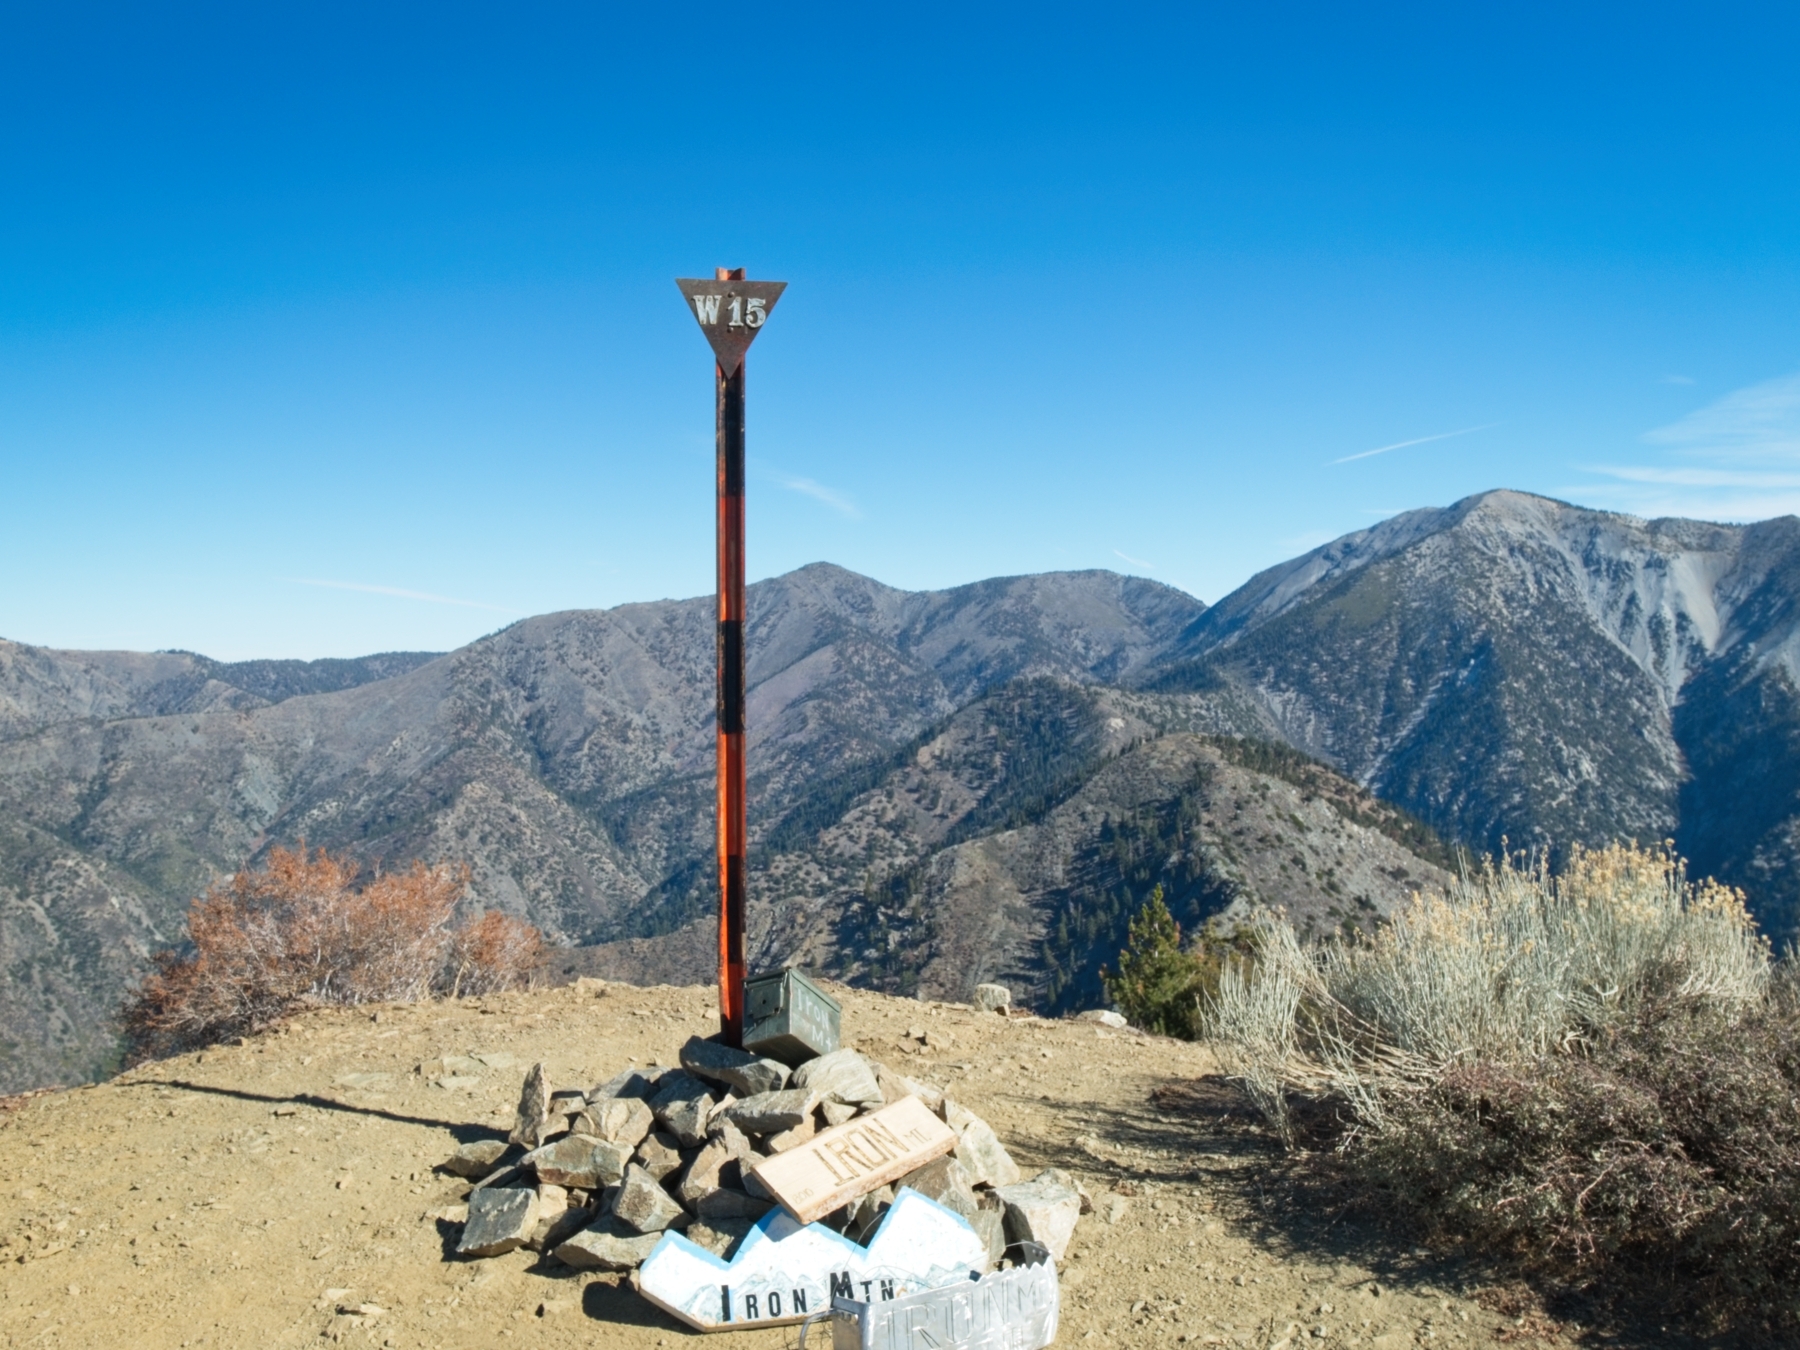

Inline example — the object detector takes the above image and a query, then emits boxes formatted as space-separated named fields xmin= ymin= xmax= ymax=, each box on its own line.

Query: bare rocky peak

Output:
xmin=1190 ymin=489 xmax=1797 ymax=709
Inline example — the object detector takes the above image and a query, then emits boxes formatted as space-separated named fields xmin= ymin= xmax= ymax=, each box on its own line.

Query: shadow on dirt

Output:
xmin=146 ymin=1078 xmax=506 ymax=1141
xmin=1051 ymin=1069 xmax=1760 ymax=1350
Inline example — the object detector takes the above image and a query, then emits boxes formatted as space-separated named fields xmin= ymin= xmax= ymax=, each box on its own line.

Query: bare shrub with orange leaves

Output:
xmin=446 ymin=910 xmax=546 ymax=997
xmin=123 ymin=845 xmax=543 ymax=1061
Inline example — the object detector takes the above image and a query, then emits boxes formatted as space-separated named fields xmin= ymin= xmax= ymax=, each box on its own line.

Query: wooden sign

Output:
xmin=750 ymin=1095 xmax=956 ymax=1225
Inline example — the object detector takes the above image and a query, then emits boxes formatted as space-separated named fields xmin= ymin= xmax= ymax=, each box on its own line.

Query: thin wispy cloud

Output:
xmin=1331 ymin=422 xmax=1499 ymax=465
xmin=1644 ymin=370 xmax=1800 ymax=459
xmin=778 ymin=476 xmax=861 ymax=518
xmin=1567 ymin=370 xmax=1800 ymax=524
xmin=1112 ymin=548 xmax=1156 ymax=570
xmin=292 ymin=579 xmax=518 ymax=613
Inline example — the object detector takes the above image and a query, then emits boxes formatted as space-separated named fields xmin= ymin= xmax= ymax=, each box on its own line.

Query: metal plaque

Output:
xmin=636 ymin=1188 xmax=987 ymax=1332
xmin=676 ymin=277 xmax=787 ymax=376
xmin=818 ymin=1246 xmax=1060 ymax=1350
xmin=751 ymin=1095 xmax=957 ymax=1226
xmin=744 ymin=967 xmax=842 ymax=1065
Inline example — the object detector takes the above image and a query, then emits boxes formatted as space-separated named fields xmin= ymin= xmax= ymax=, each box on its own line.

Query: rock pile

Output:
xmin=439 ymin=1031 xmax=1088 ymax=1276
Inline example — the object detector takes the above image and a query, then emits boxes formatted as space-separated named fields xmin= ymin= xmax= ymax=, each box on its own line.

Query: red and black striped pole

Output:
xmin=675 ymin=268 xmax=785 ymax=1048
xmin=713 ymin=265 xmax=749 ymax=1047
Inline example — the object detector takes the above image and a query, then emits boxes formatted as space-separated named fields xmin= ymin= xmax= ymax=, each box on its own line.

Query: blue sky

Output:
xmin=3 ymin=3 xmax=1798 ymax=659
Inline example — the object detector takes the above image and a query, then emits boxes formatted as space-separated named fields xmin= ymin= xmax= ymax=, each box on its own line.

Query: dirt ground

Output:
xmin=0 ymin=980 xmax=1600 ymax=1349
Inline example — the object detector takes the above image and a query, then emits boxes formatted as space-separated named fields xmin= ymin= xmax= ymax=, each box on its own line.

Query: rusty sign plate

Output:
xmin=676 ymin=277 xmax=787 ymax=375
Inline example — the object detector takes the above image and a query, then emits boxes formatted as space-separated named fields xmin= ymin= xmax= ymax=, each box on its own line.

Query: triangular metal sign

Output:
xmin=675 ymin=277 xmax=787 ymax=376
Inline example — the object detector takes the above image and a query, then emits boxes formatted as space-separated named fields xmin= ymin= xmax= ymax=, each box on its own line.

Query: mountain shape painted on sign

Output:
xmin=636 ymin=1187 xmax=987 ymax=1331
xmin=675 ymin=277 xmax=787 ymax=375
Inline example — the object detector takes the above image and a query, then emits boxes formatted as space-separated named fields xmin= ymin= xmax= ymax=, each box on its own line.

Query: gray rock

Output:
xmin=679 ymin=1035 xmax=791 ymax=1097
xmin=874 ymin=1063 xmax=944 ymax=1112
xmin=705 ymin=1117 xmax=753 ymax=1157
xmin=611 ymin=1164 xmax=689 ymax=1234
xmin=529 ymin=1203 xmax=593 ymax=1253
xmin=894 ymin=1154 xmax=981 ymax=1223
xmin=790 ymin=1048 xmax=883 ymax=1108
xmin=841 ymin=1185 xmax=893 ymax=1246
xmin=819 ymin=1100 xmax=859 ymax=1127
xmin=648 ymin=1072 xmax=717 ymax=1147
xmin=577 ymin=1097 xmax=654 ymax=1149
xmin=944 ymin=1100 xmax=1021 ymax=1189
xmin=763 ymin=1116 xmax=817 ymax=1153
xmin=723 ymin=1088 xmax=817 ymax=1135
xmin=590 ymin=1067 xmax=665 ymax=1101
xmin=684 ymin=1216 xmax=758 ymax=1259
xmin=694 ymin=1187 xmax=774 ymax=1221
xmin=458 ymin=1186 xmax=541 ymax=1258
xmin=508 ymin=1062 xmax=555 ymax=1149
xmin=674 ymin=1138 xmax=738 ymax=1206
xmin=970 ymin=1203 xmax=1006 ymax=1269
xmin=632 ymin=1131 xmax=684 ymax=1181
xmin=974 ymin=984 xmax=1011 ymax=1014
xmin=1077 ymin=1009 xmax=1127 ymax=1028
xmin=522 ymin=1134 xmax=629 ymax=1189
xmin=552 ymin=1217 xmax=662 ymax=1270
xmin=441 ymin=1139 xmax=511 ymax=1179
xmin=993 ymin=1171 xmax=1083 ymax=1263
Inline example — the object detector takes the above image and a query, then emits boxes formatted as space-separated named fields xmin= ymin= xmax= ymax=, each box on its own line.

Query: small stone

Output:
xmin=1077 ymin=1009 xmax=1127 ymax=1028
xmin=529 ymin=1203 xmax=592 ymax=1253
xmin=577 ymin=1097 xmax=655 ymax=1149
xmin=706 ymin=1117 xmax=753 ymax=1156
xmin=508 ymin=1063 xmax=555 ymax=1149
xmin=1040 ymin=1166 xmax=1093 ymax=1214
xmin=764 ymin=1115 xmax=817 ymax=1153
xmin=790 ymin=1048 xmax=883 ymax=1108
xmin=723 ymin=1088 xmax=817 ymax=1135
xmin=552 ymin=1217 xmax=661 ymax=1271
xmin=522 ymin=1134 xmax=629 ymax=1189
xmin=974 ymin=984 xmax=1011 ymax=1014
xmin=458 ymin=1187 xmax=541 ymax=1258
xmin=679 ymin=1035 xmax=790 ymax=1097
xmin=993 ymin=1171 xmax=1083 ymax=1263
xmin=648 ymin=1073 xmax=717 ymax=1147
xmin=840 ymin=1186 xmax=893 ymax=1245
xmin=893 ymin=1155 xmax=981 ymax=1223
xmin=675 ymin=1138 xmax=739 ymax=1205
xmin=590 ymin=1067 xmax=665 ymax=1101
xmin=684 ymin=1216 xmax=757 ymax=1258
xmin=943 ymin=1100 xmax=1021 ymax=1188
xmin=873 ymin=1063 xmax=944 ymax=1111
xmin=695 ymin=1187 xmax=774 ymax=1221
xmin=1102 ymin=1194 xmax=1129 ymax=1225
xmin=632 ymin=1132 xmax=684 ymax=1181
xmin=970 ymin=1203 xmax=1005 ymax=1269
xmin=611 ymin=1165 xmax=689 ymax=1234
xmin=441 ymin=1140 xmax=511 ymax=1179
xmin=819 ymin=1100 xmax=859 ymax=1127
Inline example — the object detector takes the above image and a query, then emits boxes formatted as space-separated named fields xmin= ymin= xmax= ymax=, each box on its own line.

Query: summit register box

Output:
xmin=742 ymin=968 xmax=841 ymax=1065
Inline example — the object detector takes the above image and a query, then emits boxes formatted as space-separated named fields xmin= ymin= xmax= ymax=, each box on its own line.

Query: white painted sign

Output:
xmin=636 ymin=1189 xmax=987 ymax=1332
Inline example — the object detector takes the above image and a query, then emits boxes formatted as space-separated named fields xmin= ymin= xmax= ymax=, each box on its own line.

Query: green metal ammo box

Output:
xmin=742 ymin=967 xmax=841 ymax=1066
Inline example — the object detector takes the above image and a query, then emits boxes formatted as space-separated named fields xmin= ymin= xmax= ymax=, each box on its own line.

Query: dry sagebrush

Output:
xmin=1206 ymin=844 xmax=1799 ymax=1331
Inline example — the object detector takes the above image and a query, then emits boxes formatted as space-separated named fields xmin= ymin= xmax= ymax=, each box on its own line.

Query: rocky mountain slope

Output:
xmin=0 ymin=567 xmax=1204 ymax=1090
xmin=1149 ymin=490 xmax=1800 ymax=942
xmin=8 ymin=489 xmax=1800 ymax=1094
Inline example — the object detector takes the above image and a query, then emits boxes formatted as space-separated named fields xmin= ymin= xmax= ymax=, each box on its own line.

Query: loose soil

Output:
xmin=0 ymin=981 xmax=1625 ymax=1348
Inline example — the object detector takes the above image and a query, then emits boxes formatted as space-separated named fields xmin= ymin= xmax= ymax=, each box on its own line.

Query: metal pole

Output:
xmin=715 ymin=265 xmax=748 ymax=1046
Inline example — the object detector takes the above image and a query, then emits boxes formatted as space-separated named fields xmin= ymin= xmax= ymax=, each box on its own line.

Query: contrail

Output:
xmin=292 ymin=579 xmax=518 ymax=613
xmin=1332 ymin=422 xmax=1498 ymax=465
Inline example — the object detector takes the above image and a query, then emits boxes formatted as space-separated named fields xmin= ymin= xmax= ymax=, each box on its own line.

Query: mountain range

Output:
xmin=3 ymin=488 xmax=1797 ymax=1092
